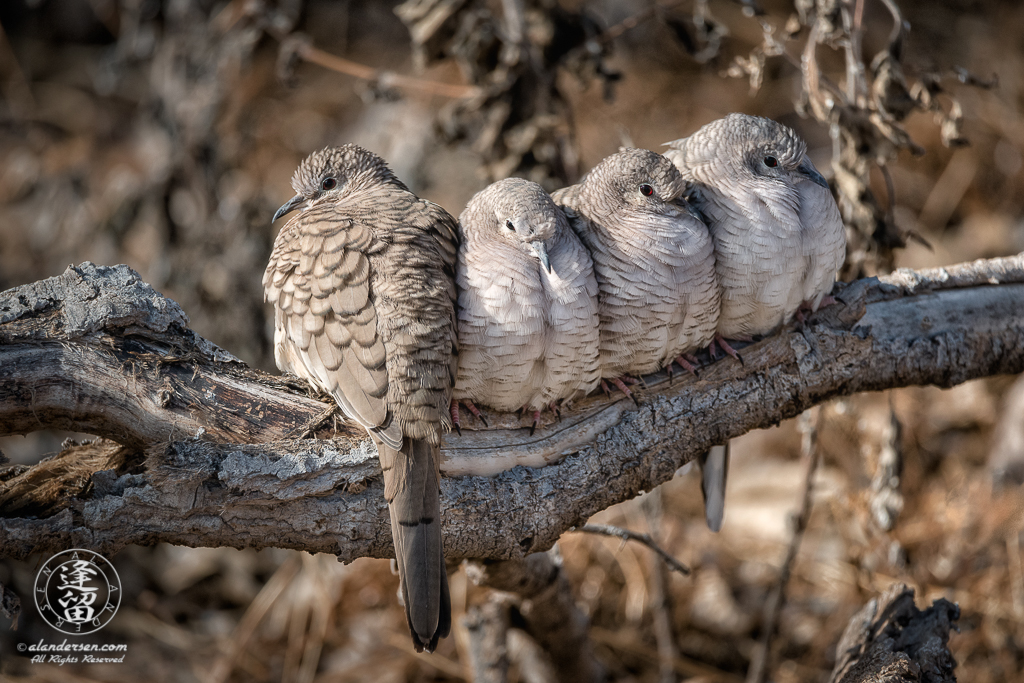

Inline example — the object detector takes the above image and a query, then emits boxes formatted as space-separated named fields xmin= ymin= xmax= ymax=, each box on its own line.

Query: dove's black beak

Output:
xmin=674 ymin=196 xmax=704 ymax=223
xmin=797 ymin=158 xmax=830 ymax=190
xmin=532 ymin=242 xmax=553 ymax=274
xmin=273 ymin=194 xmax=307 ymax=223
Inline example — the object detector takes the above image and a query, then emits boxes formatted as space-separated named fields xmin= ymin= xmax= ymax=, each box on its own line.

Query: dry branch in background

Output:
xmin=746 ymin=409 xmax=822 ymax=683
xmin=464 ymin=598 xmax=512 ymax=683
xmin=394 ymin=0 xmax=618 ymax=187
xmin=829 ymin=584 xmax=960 ymax=683
xmin=1 ymin=255 xmax=1023 ymax=563
xmin=654 ymin=0 xmax=997 ymax=278
xmin=465 ymin=551 xmax=605 ymax=683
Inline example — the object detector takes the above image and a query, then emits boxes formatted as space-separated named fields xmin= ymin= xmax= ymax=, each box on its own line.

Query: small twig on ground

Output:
xmin=590 ymin=627 xmax=744 ymax=681
xmin=641 ymin=489 xmax=679 ymax=683
xmin=211 ymin=557 xmax=302 ymax=683
xmin=745 ymin=408 xmax=822 ymax=683
xmin=576 ymin=523 xmax=691 ymax=576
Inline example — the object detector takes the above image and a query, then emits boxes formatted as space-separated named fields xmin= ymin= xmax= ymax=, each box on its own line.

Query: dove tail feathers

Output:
xmin=699 ymin=442 xmax=730 ymax=533
xmin=380 ymin=437 xmax=451 ymax=653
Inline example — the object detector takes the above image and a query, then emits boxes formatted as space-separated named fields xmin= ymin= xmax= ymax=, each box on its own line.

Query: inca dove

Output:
xmin=665 ymin=114 xmax=846 ymax=532
xmin=453 ymin=177 xmax=601 ymax=431
xmin=664 ymin=113 xmax=845 ymax=340
xmin=264 ymin=144 xmax=457 ymax=652
xmin=552 ymin=148 xmax=720 ymax=390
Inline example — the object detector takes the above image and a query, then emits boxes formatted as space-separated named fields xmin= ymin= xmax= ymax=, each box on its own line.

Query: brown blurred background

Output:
xmin=0 ymin=0 xmax=1023 ymax=681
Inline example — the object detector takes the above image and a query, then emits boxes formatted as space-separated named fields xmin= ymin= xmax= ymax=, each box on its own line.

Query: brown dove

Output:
xmin=453 ymin=177 xmax=600 ymax=432
xmin=551 ymin=148 xmax=720 ymax=394
xmin=264 ymin=144 xmax=457 ymax=653
xmin=664 ymin=113 xmax=846 ymax=532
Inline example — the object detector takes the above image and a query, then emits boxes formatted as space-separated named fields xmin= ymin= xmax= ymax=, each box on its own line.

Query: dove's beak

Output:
xmin=674 ymin=196 xmax=703 ymax=222
xmin=273 ymin=194 xmax=307 ymax=223
xmin=532 ymin=241 xmax=553 ymax=274
xmin=797 ymin=158 xmax=830 ymax=190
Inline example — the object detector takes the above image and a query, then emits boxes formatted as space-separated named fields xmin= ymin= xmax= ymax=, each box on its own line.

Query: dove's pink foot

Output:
xmin=453 ymin=399 xmax=488 ymax=428
xmin=673 ymin=353 xmax=701 ymax=377
xmin=710 ymin=334 xmax=747 ymax=364
xmin=450 ymin=400 xmax=462 ymax=435
xmin=529 ymin=409 xmax=542 ymax=436
xmin=601 ymin=376 xmax=639 ymax=405
xmin=520 ymin=401 xmax=563 ymax=435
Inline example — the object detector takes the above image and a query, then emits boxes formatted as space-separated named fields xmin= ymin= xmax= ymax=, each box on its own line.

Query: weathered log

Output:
xmin=1 ymin=256 xmax=1022 ymax=561
xmin=829 ymin=584 xmax=960 ymax=683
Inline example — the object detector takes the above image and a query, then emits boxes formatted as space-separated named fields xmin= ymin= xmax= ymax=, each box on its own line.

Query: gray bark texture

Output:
xmin=829 ymin=584 xmax=960 ymax=683
xmin=1 ymin=257 xmax=1023 ymax=563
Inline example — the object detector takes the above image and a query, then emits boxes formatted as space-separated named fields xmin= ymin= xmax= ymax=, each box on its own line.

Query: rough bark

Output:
xmin=829 ymin=584 xmax=960 ymax=683
xmin=1 ymin=256 xmax=1023 ymax=562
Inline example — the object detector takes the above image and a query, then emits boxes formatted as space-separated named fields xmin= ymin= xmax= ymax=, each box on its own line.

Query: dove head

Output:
xmin=582 ymin=148 xmax=687 ymax=218
xmin=273 ymin=144 xmax=405 ymax=222
xmin=462 ymin=177 xmax=560 ymax=273
xmin=679 ymin=113 xmax=828 ymax=191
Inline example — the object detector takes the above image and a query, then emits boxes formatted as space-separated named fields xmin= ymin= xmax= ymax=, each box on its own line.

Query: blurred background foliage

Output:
xmin=0 ymin=0 xmax=1023 ymax=681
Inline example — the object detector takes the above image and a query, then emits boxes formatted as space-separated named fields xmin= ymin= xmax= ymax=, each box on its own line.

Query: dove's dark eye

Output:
xmin=322 ymin=177 xmax=338 ymax=191
xmin=763 ymin=156 xmax=778 ymax=168
xmin=639 ymin=184 xmax=654 ymax=197
xmin=505 ymin=219 xmax=515 ymax=231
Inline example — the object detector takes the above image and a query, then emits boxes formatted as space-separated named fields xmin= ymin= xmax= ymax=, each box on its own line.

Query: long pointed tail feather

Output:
xmin=380 ymin=437 xmax=451 ymax=652
xmin=699 ymin=442 xmax=730 ymax=533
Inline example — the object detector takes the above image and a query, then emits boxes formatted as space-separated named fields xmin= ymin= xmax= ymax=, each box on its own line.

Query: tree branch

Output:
xmin=1 ymin=256 xmax=1022 ymax=561
xmin=829 ymin=584 xmax=959 ymax=683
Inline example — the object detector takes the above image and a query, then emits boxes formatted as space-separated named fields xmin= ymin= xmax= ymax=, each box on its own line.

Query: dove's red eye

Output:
xmin=322 ymin=177 xmax=338 ymax=191
xmin=639 ymin=184 xmax=654 ymax=197
xmin=763 ymin=156 xmax=778 ymax=168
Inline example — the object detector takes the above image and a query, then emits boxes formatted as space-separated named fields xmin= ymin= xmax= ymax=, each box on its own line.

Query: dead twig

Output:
xmin=576 ymin=523 xmax=691 ymax=576
xmin=745 ymin=408 xmax=822 ymax=683
xmin=276 ymin=32 xmax=480 ymax=100
xmin=642 ymin=489 xmax=679 ymax=683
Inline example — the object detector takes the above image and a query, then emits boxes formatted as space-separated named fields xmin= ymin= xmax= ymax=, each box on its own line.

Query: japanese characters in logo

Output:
xmin=34 ymin=549 xmax=121 ymax=635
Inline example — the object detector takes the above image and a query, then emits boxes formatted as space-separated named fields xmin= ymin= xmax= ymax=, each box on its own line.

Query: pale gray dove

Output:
xmin=453 ymin=177 xmax=601 ymax=432
xmin=664 ymin=113 xmax=845 ymax=345
xmin=552 ymin=147 xmax=720 ymax=397
xmin=264 ymin=144 xmax=457 ymax=653
xmin=665 ymin=113 xmax=846 ymax=532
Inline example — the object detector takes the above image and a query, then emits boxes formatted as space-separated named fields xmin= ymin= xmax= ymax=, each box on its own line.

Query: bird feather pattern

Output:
xmin=264 ymin=144 xmax=456 ymax=653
